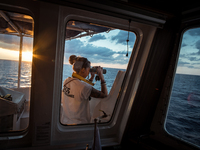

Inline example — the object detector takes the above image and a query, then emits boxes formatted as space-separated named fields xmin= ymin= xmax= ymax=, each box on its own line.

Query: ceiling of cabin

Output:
xmin=0 ymin=10 xmax=111 ymax=40
xmin=66 ymin=21 xmax=111 ymax=40
xmin=0 ymin=11 xmax=33 ymax=37
xmin=49 ymin=0 xmax=200 ymax=17
xmin=117 ymin=0 xmax=199 ymax=15
xmin=0 ymin=0 xmax=199 ymax=38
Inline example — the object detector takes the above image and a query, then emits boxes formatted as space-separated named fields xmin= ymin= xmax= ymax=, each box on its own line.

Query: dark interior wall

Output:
xmin=122 ymin=16 xmax=181 ymax=143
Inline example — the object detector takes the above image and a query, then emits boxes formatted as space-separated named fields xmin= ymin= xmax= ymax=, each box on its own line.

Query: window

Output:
xmin=61 ymin=21 xmax=136 ymax=125
xmin=165 ymin=27 xmax=200 ymax=146
xmin=0 ymin=11 xmax=33 ymax=132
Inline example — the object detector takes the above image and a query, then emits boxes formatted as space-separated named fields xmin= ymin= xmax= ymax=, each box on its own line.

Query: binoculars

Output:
xmin=90 ymin=67 xmax=106 ymax=74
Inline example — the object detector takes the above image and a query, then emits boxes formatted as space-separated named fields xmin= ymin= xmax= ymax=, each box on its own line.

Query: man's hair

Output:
xmin=69 ymin=55 xmax=90 ymax=73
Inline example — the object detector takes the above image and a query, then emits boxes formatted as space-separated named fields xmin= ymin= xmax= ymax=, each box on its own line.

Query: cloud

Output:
xmin=88 ymin=34 xmax=106 ymax=42
xmin=188 ymin=28 xmax=200 ymax=36
xmin=177 ymin=28 xmax=200 ymax=74
xmin=65 ymin=39 xmax=129 ymax=66
xmin=186 ymin=40 xmax=200 ymax=55
xmin=23 ymin=37 xmax=33 ymax=51
xmin=177 ymin=59 xmax=190 ymax=66
xmin=0 ymin=34 xmax=19 ymax=44
xmin=188 ymin=57 xmax=200 ymax=61
xmin=0 ymin=34 xmax=33 ymax=51
xmin=116 ymin=50 xmax=127 ymax=55
xmin=0 ymin=41 xmax=19 ymax=50
xmin=195 ymin=40 xmax=200 ymax=50
xmin=111 ymin=30 xmax=136 ymax=46
xmin=65 ymin=39 xmax=115 ymax=57
xmin=65 ymin=39 xmax=84 ymax=53
xmin=179 ymin=54 xmax=186 ymax=58
xmin=188 ymin=40 xmax=200 ymax=55
xmin=0 ymin=34 xmax=20 ymax=51
xmin=85 ymin=44 xmax=115 ymax=57
xmin=181 ymin=42 xmax=187 ymax=48
xmin=187 ymin=65 xmax=195 ymax=68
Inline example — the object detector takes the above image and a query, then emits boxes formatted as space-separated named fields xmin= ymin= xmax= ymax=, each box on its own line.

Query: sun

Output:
xmin=22 ymin=51 xmax=33 ymax=62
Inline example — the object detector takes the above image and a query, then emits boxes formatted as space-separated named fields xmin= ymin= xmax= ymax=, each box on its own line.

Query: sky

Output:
xmin=1 ymin=26 xmax=200 ymax=74
xmin=0 ymin=34 xmax=33 ymax=62
xmin=64 ymin=29 xmax=136 ymax=69
xmin=176 ymin=28 xmax=200 ymax=75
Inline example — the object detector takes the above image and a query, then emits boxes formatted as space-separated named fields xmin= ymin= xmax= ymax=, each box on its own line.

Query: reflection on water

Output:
xmin=0 ymin=59 xmax=32 ymax=88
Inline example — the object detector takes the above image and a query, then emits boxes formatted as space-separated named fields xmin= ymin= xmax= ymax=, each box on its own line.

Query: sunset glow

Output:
xmin=22 ymin=51 xmax=33 ymax=62
xmin=0 ymin=48 xmax=33 ymax=62
xmin=0 ymin=48 xmax=19 ymax=61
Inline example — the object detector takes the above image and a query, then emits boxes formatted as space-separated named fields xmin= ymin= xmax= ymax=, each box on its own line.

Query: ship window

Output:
xmin=0 ymin=11 xmax=33 ymax=133
xmin=165 ymin=27 xmax=200 ymax=146
xmin=60 ymin=20 xmax=136 ymax=125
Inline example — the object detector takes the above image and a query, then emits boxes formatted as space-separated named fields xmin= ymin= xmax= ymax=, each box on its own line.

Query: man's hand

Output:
xmin=96 ymin=66 xmax=104 ymax=81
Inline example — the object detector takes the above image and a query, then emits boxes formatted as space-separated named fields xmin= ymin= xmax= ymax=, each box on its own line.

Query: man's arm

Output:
xmin=90 ymin=87 xmax=107 ymax=98
xmin=89 ymin=66 xmax=108 ymax=98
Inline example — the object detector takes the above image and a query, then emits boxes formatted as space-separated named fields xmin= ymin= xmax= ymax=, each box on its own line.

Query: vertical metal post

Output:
xmin=18 ymin=34 xmax=23 ymax=88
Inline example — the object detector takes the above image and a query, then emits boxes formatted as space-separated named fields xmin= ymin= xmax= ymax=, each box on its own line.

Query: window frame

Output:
xmin=51 ymin=5 xmax=157 ymax=148
xmin=0 ymin=9 xmax=34 ymax=139
xmin=150 ymin=25 xmax=200 ymax=149
xmin=0 ymin=11 xmax=33 ymax=88
xmin=60 ymin=19 xmax=137 ymax=126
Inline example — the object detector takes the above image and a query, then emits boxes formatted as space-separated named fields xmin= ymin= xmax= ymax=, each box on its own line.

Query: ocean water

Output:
xmin=165 ymin=74 xmax=200 ymax=146
xmin=0 ymin=60 xmax=200 ymax=146
xmin=0 ymin=59 xmax=32 ymax=88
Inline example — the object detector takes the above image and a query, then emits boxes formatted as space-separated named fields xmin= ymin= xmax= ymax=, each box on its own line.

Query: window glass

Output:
xmin=61 ymin=21 xmax=136 ymax=125
xmin=0 ymin=11 xmax=33 ymax=132
xmin=165 ymin=27 xmax=200 ymax=146
xmin=20 ymin=37 xmax=33 ymax=87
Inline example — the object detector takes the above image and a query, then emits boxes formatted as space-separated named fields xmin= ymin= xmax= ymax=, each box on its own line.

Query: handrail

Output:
xmin=0 ymin=11 xmax=21 ymax=34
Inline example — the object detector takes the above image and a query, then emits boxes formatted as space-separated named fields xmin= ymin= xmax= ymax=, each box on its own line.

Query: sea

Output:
xmin=0 ymin=59 xmax=32 ymax=88
xmin=165 ymin=74 xmax=200 ymax=146
xmin=0 ymin=59 xmax=200 ymax=147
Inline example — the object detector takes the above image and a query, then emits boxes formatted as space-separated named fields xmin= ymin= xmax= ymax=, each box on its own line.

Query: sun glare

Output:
xmin=22 ymin=51 xmax=33 ymax=62
xmin=0 ymin=48 xmax=33 ymax=62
